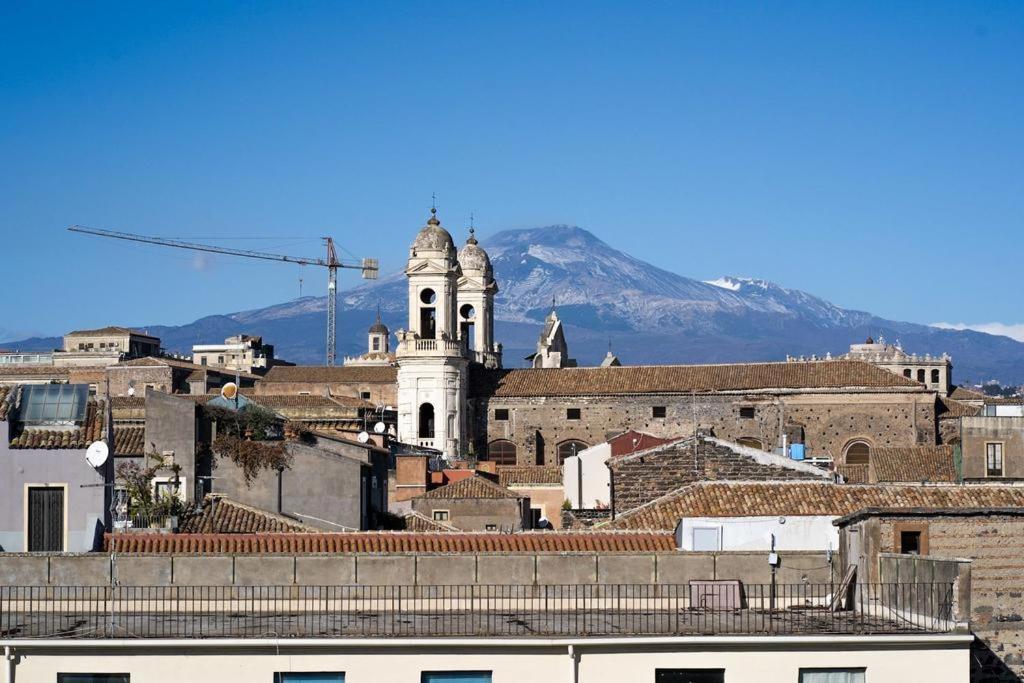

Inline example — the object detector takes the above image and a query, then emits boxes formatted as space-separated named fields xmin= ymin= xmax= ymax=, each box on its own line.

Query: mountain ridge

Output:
xmin=4 ymin=225 xmax=1023 ymax=383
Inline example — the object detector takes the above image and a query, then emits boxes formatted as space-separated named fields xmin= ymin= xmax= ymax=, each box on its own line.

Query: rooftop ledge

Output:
xmin=0 ymin=582 xmax=961 ymax=640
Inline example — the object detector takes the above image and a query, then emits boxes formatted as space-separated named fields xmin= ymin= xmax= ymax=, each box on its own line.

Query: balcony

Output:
xmin=0 ymin=582 xmax=957 ymax=639
xmin=395 ymin=335 xmax=467 ymax=359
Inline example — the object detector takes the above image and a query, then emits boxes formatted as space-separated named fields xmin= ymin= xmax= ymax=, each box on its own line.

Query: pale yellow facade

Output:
xmin=3 ymin=635 xmax=972 ymax=682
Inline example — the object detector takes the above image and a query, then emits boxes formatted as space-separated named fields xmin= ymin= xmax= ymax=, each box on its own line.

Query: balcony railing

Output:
xmin=0 ymin=583 xmax=955 ymax=640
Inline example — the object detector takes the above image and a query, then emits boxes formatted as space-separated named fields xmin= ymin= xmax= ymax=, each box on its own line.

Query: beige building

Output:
xmin=961 ymin=415 xmax=1024 ymax=481
xmin=57 ymin=326 xmax=161 ymax=366
xmin=797 ymin=336 xmax=953 ymax=396
xmin=192 ymin=334 xmax=280 ymax=374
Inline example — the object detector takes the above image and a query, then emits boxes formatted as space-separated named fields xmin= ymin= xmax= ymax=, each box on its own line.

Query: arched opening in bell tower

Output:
xmin=419 ymin=289 xmax=437 ymax=339
xmin=418 ymin=402 xmax=435 ymax=439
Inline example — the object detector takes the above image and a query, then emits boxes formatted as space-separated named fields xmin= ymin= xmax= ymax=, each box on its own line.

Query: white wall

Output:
xmin=563 ymin=442 xmax=611 ymax=508
xmin=5 ymin=636 xmax=971 ymax=683
xmin=676 ymin=515 xmax=839 ymax=552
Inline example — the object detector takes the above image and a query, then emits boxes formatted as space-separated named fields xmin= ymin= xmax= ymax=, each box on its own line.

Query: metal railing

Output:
xmin=0 ymin=582 xmax=955 ymax=640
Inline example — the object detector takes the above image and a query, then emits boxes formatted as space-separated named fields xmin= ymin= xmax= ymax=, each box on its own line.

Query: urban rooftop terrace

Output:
xmin=0 ymin=582 xmax=958 ymax=640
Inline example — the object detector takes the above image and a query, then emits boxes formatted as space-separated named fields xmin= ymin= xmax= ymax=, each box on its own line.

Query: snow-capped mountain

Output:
xmin=6 ymin=225 xmax=1024 ymax=382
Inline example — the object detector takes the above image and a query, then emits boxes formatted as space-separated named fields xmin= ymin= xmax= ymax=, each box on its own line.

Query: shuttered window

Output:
xmin=28 ymin=486 xmax=64 ymax=552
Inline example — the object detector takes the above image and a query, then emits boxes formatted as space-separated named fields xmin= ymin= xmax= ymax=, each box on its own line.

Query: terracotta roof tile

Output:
xmin=263 ymin=366 xmax=398 ymax=383
xmin=0 ymin=385 xmax=14 ymax=421
xmin=498 ymin=465 xmax=563 ymax=486
xmin=113 ymin=424 xmax=145 ymax=456
xmin=836 ymin=464 xmax=870 ymax=484
xmin=872 ymin=446 xmax=958 ymax=483
xmin=8 ymin=399 xmax=105 ymax=450
xmin=67 ymin=326 xmax=157 ymax=338
xmin=178 ymin=496 xmax=316 ymax=534
xmin=420 ymin=474 xmax=523 ymax=500
xmin=471 ymin=360 xmax=923 ymax=398
xmin=937 ymin=396 xmax=982 ymax=419
xmin=402 ymin=511 xmax=458 ymax=532
xmin=949 ymin=386 xmax=989 ymax=402
xmin=600 ymin=481 xmax=1024 ymax=530
xmin=104 ymin=531 xmax=676 ymax=554
xmin=0 ymin=365 xmax=71 ymax=377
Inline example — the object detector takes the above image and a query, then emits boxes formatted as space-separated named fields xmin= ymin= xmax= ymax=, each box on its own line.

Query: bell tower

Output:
xmin=395 ymin=208 xmax=469 ymax=456
xmin=456 ymin=224 xmax=501 ymax=368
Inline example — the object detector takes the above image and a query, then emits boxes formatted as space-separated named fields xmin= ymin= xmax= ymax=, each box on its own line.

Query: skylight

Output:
xmin=19 ymin=384 xmax=88 ymax=425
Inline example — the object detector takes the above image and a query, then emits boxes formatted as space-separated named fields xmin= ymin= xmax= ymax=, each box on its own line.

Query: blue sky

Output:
xmin=1 ymin=1 xmax=1021 ymax=341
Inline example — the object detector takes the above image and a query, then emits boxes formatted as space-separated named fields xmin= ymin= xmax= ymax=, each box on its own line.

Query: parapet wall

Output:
xmin=0 ymin=550 xmax=832 ymax=587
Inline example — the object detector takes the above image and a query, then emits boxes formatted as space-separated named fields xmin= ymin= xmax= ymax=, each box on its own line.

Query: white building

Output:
xmin=395 ymin=210 xmax=499 ymax=455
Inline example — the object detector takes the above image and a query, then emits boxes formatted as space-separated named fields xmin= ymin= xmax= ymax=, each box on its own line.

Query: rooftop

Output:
xmin=471 ymin=360 xmax=924 ymax=398
xmin=600 ymin=481 xmax=1024 ymax=530
xmin=0 ymin=582 xmax=955 ymax=639
xmin=418 ymin=473 xmax=523 ymax=500
xmin=263 ymin=365 xmax=397 ymax=383
xmin=104 ymin=531 xmax=676 ymax=554
xmin=177 ymin=495 xmax=318 ymax=534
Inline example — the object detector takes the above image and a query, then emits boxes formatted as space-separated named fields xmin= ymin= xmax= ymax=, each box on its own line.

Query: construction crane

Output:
xmin=67 ymin=225 xmax=379 ymax=366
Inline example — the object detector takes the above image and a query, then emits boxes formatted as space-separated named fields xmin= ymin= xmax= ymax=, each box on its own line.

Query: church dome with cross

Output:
xmin=411 ymin=207 xmax=455 ymax=255
xmin=457 ymin=227 xmax=492 ymax=277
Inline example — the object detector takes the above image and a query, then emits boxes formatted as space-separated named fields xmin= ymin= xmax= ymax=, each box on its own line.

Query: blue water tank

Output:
xmin=790 ymin=443 xmax=806 ymax=461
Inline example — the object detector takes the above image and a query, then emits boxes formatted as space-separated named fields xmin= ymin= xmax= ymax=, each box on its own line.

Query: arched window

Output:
xmin=486 ymin=440 xmax=518 ymax=466
xmin=931 ymin=369 xmax=940 ymax=384
xmin=419 ymin=289 xmax=437 ymax=339
xmin=917 ymin=369 xmax=926 ymax=383
xmin=845 ymin=440 xmax=871 ymax=465
xmin=418 ymin=403 xmax=435 ymax=439
xmin=736 ymin=437 xmax=764 ymax=450
xmin=557 ymin=440 xmax=589 ymax=464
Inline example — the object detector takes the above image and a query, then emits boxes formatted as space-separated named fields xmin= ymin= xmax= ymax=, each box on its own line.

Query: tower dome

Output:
xmin=457 ymin=227 xmax=492 ymax=276
xmin=411 ymin=207 xmax=455 ymax=254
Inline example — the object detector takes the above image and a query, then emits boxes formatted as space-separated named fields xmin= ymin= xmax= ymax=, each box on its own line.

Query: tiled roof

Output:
xmin=836 ymin=463 xmax=870 ymax=484
xmin=104 ymin=531 xmax=676 ymax=554
xmin=498 ymin=465 xmax=564 ymax=487
xmin=600 ymin=481 xmax=1024 ymax=530
xmin=110 ymin=395 xmax=146 ymax=409
xmin=402 ymin=511 xmax=458 ymax=532
xmin=0 ymin=385 xmax=14 ymax=421
xmin=471 ymin=360 xmax=923 ymax=398
xmin=872 ymin=446 xmax=957 ymax=483
xmin=67 ymin=326 xmax=156 ymax=338
xmin=949 ymin=386 xmax=987 ymax=402
xmin=178 ymin=495 xmax=316 ymax=534
xmin=249 ymin=394 xmax=366 ymax=409
xmin=0 ymin=365 xmax=70 ymax=377
xmin=113 ymin=424 xmax=145 ymax=456
xmin=420 ymin=474 xmax=523 ymax=500
xmin=9 ymin=400 xmax=105 ymax=450
xmin=114 ymin=357 xmax=260 ymax=379
xmin=937 ymin=396 xmax=982 ymax=419
xmin=262 ymin=365 xmax=398 ymax=383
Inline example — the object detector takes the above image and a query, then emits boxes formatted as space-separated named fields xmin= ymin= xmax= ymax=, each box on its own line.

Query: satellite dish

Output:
xmin=220 ymin=382 xmax=238 ymax=400
xmin=127 ymin=386 xmax=135 ymax=397
xmin=86 ymin=441 xmax=109 ymax=468
xmin=373 ymin=421 xmax=386 ymax=434
xmin=357 ymin=431 xmax=370 ymax=443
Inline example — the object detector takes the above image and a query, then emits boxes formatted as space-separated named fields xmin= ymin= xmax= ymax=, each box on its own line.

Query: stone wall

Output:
xmin=854 ymin=514 xmax=1024 ymax=682
xmin=471 ymin=392 xmax=936 ymax=466
xmin=561 ymin=508 xmax=612 ymax=529
xmin=0 ymin=549 xmax=833 ymax=588
xmin=410 ymin=497 xmax=526 ymax=532
xmin=254 ymin=380 xmax=397 ymax=406
xmin=609 ymin=438 xmax=823 ymax=516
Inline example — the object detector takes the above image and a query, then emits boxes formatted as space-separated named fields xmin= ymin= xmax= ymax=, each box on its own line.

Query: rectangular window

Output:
xmin=432 ymin=510 xmax=450 ymax=522
xmin=28 ymin=486 xmax=64 ymax=551
xmin=421 ymin=674 xmax=492 ymax=683
xmin=987 ymin=443 xmax=1004 ymax=476
xmin=566 ymin=408 xmax=581 ymax=420
xmin=58 ymin=676 xmax=130 ymax=683
xmin=275 ymin=675 xmax=345 ymax=683
xmin=739 ymin=406 xmax=756 ymax=419
xmin=485 ymin=524 xmax=498 ymax=531
xmin=494 ymin=408 xmax=509 ymax=421
xmin=360 ymin=391 xmax=372 ymax=400
xmin=900 ymin=531 xmax=921 ymax=555
xmin=691 ymin=527 xmax=721 ymax=551
xmin=655 ymin=670 xmax=725 ymax=683
xmin=652 ymin=406 xmax=667 ymax=418
xmin=799 ymin=669 xmax=866 ymax=683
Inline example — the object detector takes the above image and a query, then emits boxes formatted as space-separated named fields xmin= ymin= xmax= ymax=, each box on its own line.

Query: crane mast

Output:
xmin=68 ymin=225 xmax=378 ymax=366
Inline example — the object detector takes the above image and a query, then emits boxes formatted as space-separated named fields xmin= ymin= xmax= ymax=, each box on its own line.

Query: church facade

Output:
xmin=363 ymin=211 xmax=963 ymax=469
